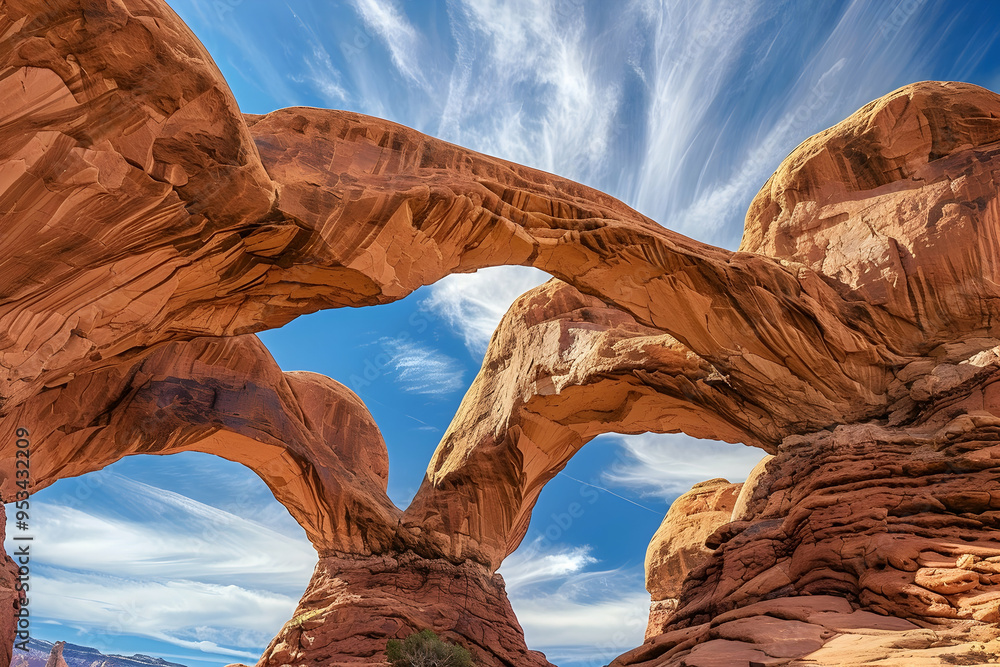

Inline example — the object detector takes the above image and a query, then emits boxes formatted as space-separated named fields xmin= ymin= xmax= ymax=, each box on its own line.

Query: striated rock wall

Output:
xmin=615 ymin=412 xmax=1000 ymax=666
xmin=613 ymin=82 xmax=1000 ymax=665
xmin=400 ymin=279 xmax=765 ymax=570
xmin=0 ymin=0 xmax=958 ymax=443
xmin=0 ymin=334 xmax=399 ymax=555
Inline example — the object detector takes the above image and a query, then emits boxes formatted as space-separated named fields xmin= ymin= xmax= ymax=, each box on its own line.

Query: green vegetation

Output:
xmin=385 ymin=629 xmax=476 ymax=667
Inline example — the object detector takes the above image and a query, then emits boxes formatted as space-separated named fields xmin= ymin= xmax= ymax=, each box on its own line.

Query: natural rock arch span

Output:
xmin=0 ymin=335 xmax=398 ymax=554
xmin=1 ymin=0 xmax=1000 ymax=665
xmin=0 ymin=277 xmax=770 ymax=665
xmin=0 ymin=0 xmax=940 ymax=427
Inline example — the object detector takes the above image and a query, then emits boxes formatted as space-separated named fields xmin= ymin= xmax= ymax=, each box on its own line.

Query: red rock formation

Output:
xmin=257 ymin=554 xmax=546 ymax=667
xmin=608 ymin=83 xmax=1000 ymax=665
xmin=44 ymin=641 xmax=69 ymax=667
xmin=3 ymin=0 xmax=1000 ymax=664
xmin=400 ymin=280 xmax=764 ymax=570
xmin=0 ymin=0 xmax=932 ymax=440
xmin=612 ymin=594 xmax=1000 ymax=667
xmin=0 ymin=332 xmax=546 ymax=666
xmin=613 ymin=419 xmax=1000 ymax=665
xmin=402 ymin=82 xmax=1000 ymax=664
xmin=742 ymin=82 xmax=1000 ymax=341
xmin=643 ymin=479 xmax=743 ymax=639
xmin=0 ymin=334 xmax=397 ymax=555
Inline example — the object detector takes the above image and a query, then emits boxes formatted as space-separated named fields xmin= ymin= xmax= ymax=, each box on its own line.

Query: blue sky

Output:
xmin=9 ymin=1 xmax=1000 ymax=666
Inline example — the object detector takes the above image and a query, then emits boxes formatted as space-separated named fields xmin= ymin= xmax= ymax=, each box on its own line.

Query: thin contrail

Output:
xmin=557 ymin=473 xmax=662 ymax=514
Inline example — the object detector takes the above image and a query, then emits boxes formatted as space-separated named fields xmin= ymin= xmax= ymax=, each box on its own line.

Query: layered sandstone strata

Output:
xmin=257 ymin=554 xmax=548 ymax=667
xmin=613 ymin=83 xmax=1000 ymax=664
xmin=616 ymin=416 xmax=1000 ymax=666
xmin=0 ymin=331 xmax=548 ymax=666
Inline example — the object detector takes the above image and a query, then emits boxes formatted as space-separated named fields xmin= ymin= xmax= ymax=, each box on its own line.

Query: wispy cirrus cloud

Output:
xmin=602 ymin=432 xmax=766 ymax=499
xmin=29 ymin=492 xmax=314 ymax=589
xmin=284 ymin=4 xmax=351 ymax=106
xmin=349 ymin=0 xmax=430 ymax=90
xmin=382 ymin=336 xmax=466 ymax=394
xmin=31 ymin=571 xmax=293 ymax=660
xmin=423 ymin=266 xmax=549 ymax=356
xmin=500 ymin=540 xmax=649 ymax=664
xmin=501 ymin=543 xmax=598 ymax=593
xmin=298 ymin=41 xmax=351 ymax=104
xmin=9 ymin=467 xmax=315 ymax=658
xmin=627 ymin=0 xmax=1000 ymax=250
xmin=440 ymin=0 xmax=628 ymax=184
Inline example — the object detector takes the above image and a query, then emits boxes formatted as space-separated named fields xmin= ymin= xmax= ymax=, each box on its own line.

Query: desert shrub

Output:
xmin=385 ymin=629 xmax=475 ymax=667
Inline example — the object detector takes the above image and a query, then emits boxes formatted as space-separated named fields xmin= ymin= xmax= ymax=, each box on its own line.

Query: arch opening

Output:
xmin=497 ymin=431 xmax=765 ymax=666
xmin=4 ymin=452 xmax=314 ymax=667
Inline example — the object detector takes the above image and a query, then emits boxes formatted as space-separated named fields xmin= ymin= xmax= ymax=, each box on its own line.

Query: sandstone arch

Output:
xmin=2 ymin=0 xmax=1000 ymax=664
xmin=0 ymin=335 xmax=397 ymax=554
xmin=0 ymin=0 xmax=945 ymax=434
xmin=399 ymin=279 xmax=768 ymax=570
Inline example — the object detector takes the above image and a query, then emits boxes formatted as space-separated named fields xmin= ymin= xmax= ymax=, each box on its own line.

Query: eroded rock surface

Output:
xmin=0 ymin=334 xmax=398 ymax=555
xmin=400 ymin=279 xmax=764 ymax=570
xmin=612 ymin=594 xmax=1000 ymax=667
xmin=609 ymin=82 xmax=1000 ymax=665
xmin=614 ymin=417 xmax=1000 ymax=666
xmin=43 ymin=642 xmax=69 ymax=667
xmin=644 ymin=479 xmax=743 ymax=639
xmin=257 ymin=553 xmax=548 ymax=667
xmin=0 ymin=0 xmax=957 ymax=442
xmin=2 ymin=0 xmax=1000 ymax=665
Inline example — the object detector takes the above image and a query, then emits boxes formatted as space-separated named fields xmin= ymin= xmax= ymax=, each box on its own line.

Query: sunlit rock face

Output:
xmin=643 ymin=479 xmax=743 ymax=640
xmin=618 ymin=428 xmax=1000 ymax=666
xmin=616 ymin=83 xmax=1000 ymax=666
xmin=255 ymin=553 xmax=550 ymax=667
xmin=2 ymin=0 xmax=1000 ymax=665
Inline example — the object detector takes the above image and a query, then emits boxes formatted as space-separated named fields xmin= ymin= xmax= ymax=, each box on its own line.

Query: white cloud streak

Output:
xmin=8 ymin=471 xmax=316 ymax=658
xmin=24 ymin=474 xmax=315 ymax=591
xmin=423 ymin=266 xmax=549 ymax=356
xmin=382 ymin=337 xmax=466 ymax=394
xmin=629 ymin=0 xmax=969 ymax=249
xmin=501 ymin=542 xmax=597 ymax=593
xmin=500 ymin=540 xmax=650 ymax=663
xmin=284 ymin=4 xmax=351 ymax=104
xmin=439 ymin=0 xmax=624 ymax=181
xmin=350 ymin=0 xmax=430 ymax=90
xmin=603 ymin=432 xmax=766 ymax=499
xmin=31 ymin=571 xmax=291 ymax=659
xmin=297 ymin=42 xmax=350 ymax=104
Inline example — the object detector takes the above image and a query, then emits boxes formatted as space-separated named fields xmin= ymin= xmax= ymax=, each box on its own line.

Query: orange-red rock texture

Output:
xmin=43 ymin=642 xmax=69 ymax=667
xmin=1 ymin=0 xmax=1000 ymax=665
xmin=644 ymin=479 xmax=743 ymax=639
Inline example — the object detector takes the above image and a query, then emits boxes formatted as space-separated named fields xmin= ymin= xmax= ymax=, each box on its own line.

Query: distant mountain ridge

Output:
xmin=10 ymin=639 xmax=187 ymax=667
